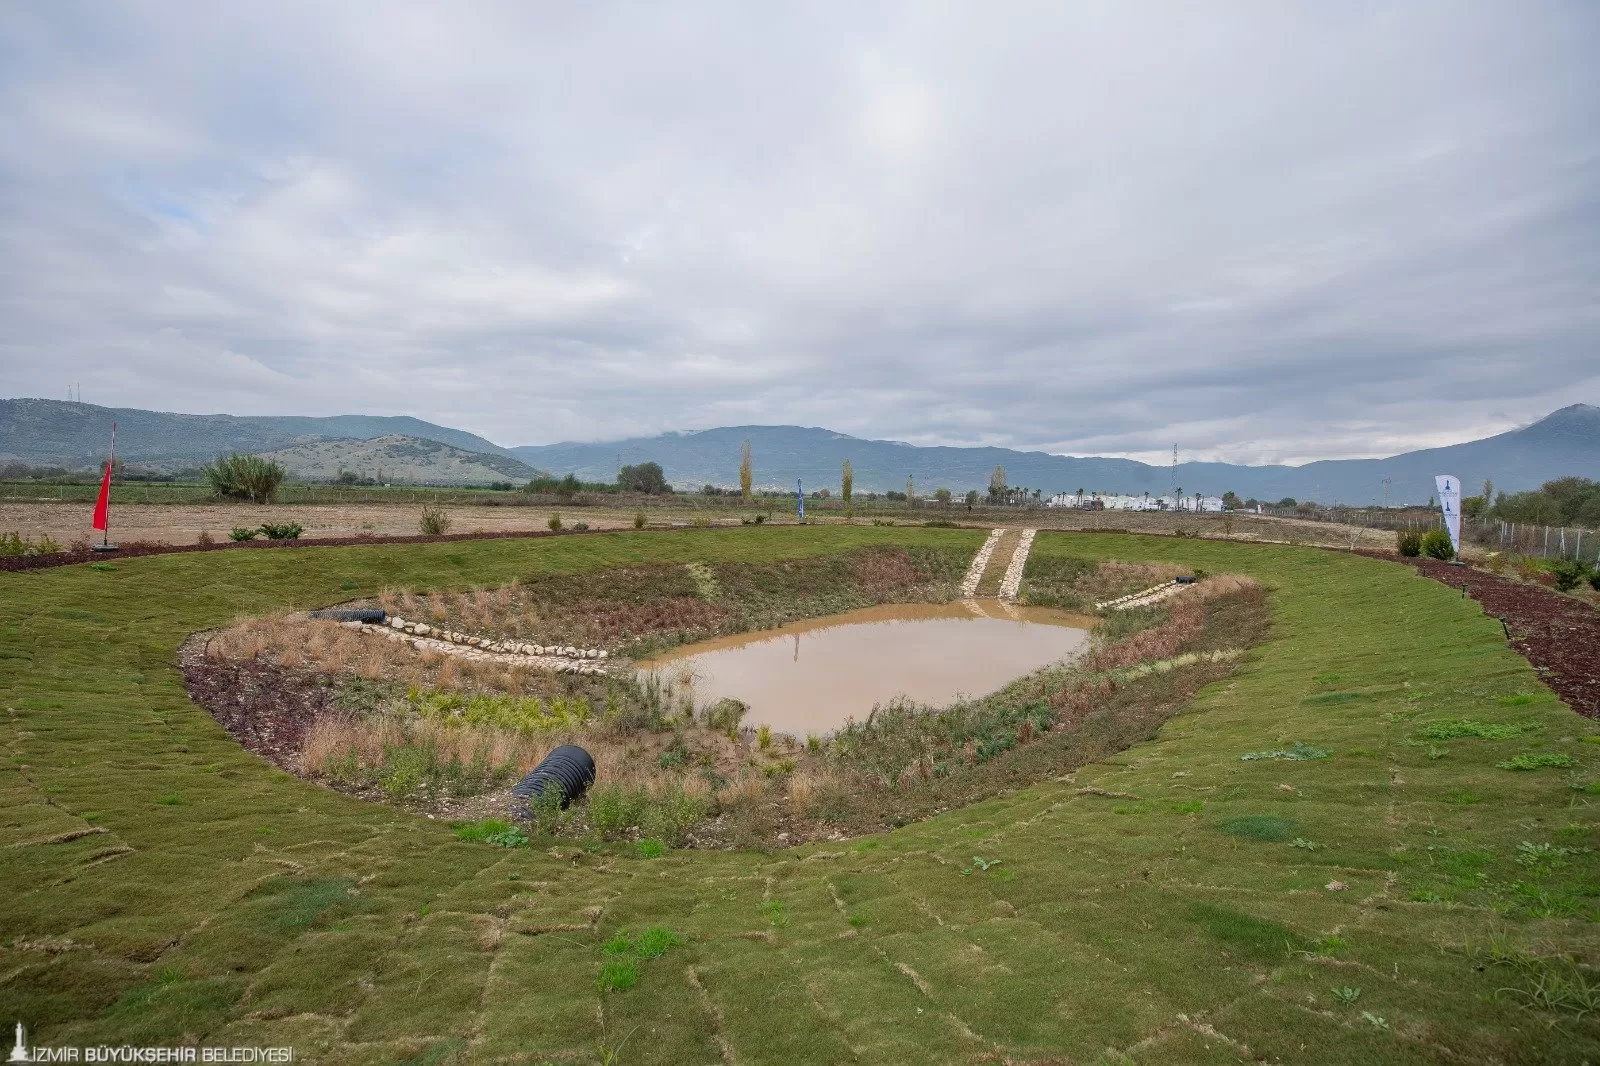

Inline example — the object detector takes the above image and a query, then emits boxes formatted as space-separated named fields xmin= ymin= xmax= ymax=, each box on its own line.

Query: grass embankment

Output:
xmin=3 ymin=527 xmax=1598 ymax=1062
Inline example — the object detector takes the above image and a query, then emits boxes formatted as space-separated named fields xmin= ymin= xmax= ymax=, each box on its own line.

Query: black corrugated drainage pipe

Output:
xmin=511 ymin=744 xmax=596 ymax=813
xmin=308 ymin=608 xmax=388 ymax=623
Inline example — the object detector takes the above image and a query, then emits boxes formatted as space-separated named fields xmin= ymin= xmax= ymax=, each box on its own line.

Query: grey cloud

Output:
xmin=1 ymin=1 xmax=1596 ymax=462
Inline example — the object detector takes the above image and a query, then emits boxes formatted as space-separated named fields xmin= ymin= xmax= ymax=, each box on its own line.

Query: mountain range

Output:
xmin=2 ymin=397 xmax=1596 ymax=503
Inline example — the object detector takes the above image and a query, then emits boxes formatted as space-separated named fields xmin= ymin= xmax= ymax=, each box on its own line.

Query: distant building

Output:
xmin=1048 ymin=493 xmax=1225 ymax=512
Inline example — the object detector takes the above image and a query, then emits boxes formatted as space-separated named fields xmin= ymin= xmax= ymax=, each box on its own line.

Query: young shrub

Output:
xmin=1396 ymin=529 xmax=1422 ymax=557
xmin=757 ymin=724 xmax=773 ymax=751
xmin=572 ymin=521 xmax=590 ymax=531
xmin=1420 ymin=529 xmax=1455 ymax=560
xmin=1550 ymin=559 xmax=1590 ymax=592
xmin=419 ymin=502 xmax=452 ymax=536
xmin=229 ymin=526 xmax=259 ymax=542
xmin=202 ymin=453 xmax=286 ymax=503
xmin=548 ymin=513 xmax=563 ymax=532
xmin=196 ymin=530 xmax=216 ymax=547
xmin=633 ymin=509 xmax=647 ymax=530
xmin=258 ymin=522 xmax=303 ymax=540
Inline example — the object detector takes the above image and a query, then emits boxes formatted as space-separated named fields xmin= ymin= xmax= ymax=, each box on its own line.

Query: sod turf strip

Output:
xmin=2 ymin=526 xmax=1597 ymax=1063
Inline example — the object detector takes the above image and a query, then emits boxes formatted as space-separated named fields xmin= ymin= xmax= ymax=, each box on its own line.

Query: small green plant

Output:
xmin=1171 ymin=800 xmax=1204 ymax=815
xmin=257 ymin=522 xmax=302 ymax=540
xmin=1496 ymin=752 xmax=1575 ymax=771
xmin=847 ymin=910 xmax=867 ymax=928
xmin=572 ymin=521 xmax=590 ymax=531
xmin=633 ymin=510 xmax=647 ymax=529
xmin=419 ymin=502 xmax=451 ymax=536
xmin=1420 ymin=528 xmax=1455 ymax=560
xmin=453 ymin=818 xmax=528 ymax=847
xmin=971 ymin=856 xmax=1002 ymax=871
xmin=757 ymin=724 xmax=773 ymax=751
xmin=1425 ymin=745 xmax=1448 ymax=760
xmin=1443 ymin=789 xmax=1481 ymax=804
xmin=548 ymin=513 xmax=563 ymax=531
xmin=1331 ymin=987 xmax=1361 ymax=1005
xmin=229 ymin=527 xmax=259 ymax=542
xmin=597 ymin=957 xmax=639 ymax=993
xmin=805 ymin=733 xmax=823 ymax=755
xmin=155 ymin=794 xmax=185 ymax=805
xmin=759 ymin=899 xmax=787 ymax=927
xmin=1361 ymin=1011 xmax=1390 ymax=1031
xmin=1396 ymin=529 xmax=1422 ymax=557
xmin=633 ymin=926 xmax=686 ymax=959
xmin=1288 ymin=838 xmax=1322 ymax=851
xmin=636 ymin=839 xmax=665 ymax=859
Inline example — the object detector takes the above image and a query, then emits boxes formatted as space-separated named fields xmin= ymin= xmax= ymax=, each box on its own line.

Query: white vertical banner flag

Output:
xmin=1435 ymin=474 xmax=1462 ymax=555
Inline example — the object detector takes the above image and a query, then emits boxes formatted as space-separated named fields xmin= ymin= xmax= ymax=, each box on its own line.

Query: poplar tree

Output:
xmin=841 ymin=459 xmax=853 ymax=503
xmin=739 ymin=440 xmax=753 ymax=501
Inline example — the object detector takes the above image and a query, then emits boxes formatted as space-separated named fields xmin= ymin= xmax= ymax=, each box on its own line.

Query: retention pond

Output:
xmin=638 ymin=601 xmax=1094 ymax=736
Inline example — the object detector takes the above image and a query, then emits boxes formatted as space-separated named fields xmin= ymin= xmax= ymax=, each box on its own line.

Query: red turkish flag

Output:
xmin=92 ymin=462 xmax=112 ymax=531
xmin=92 ymin=421 xmax=115 ymax=532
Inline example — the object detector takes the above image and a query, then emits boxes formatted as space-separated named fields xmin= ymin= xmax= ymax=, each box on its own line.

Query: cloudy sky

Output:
xmin=1 ymin=3 xmax=1596 ymax=464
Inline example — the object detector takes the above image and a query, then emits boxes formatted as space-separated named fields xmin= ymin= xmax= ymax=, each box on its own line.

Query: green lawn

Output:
xmin=2 ymin=527 xmax=1597 ymax=1063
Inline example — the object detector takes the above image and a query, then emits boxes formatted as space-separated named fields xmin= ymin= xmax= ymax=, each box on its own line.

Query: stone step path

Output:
xmin=958 ymin=528 xmax=1006 ymax=597
xmin=998 ymin=529 xmax=1037 ymax=601
xmin=973 ymin=529 xmax=1021 ymax=597
xmin=1095 ymin=580 xmax=1191 ymax=611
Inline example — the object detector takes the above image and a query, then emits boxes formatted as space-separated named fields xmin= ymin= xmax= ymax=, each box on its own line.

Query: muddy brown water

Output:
xmin=638 ymin=600 xmax=1095 ymax=736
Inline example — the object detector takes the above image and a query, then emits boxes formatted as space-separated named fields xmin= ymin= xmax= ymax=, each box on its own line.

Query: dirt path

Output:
xmin=1375 ymin=552 xmax=1600 ymax=718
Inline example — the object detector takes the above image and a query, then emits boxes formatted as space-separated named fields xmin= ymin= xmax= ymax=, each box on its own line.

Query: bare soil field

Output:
xmin=0 ymin=499 xmax=637 ymax=546
xmin=1 ymin=495 xmax=1397 ymax=551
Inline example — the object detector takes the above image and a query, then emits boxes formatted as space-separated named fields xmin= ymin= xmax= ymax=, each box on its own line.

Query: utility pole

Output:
xmin=1382 ymin=478 xmax=1391 ymax=509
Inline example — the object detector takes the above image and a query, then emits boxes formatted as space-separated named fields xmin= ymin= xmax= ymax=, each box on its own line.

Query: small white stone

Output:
xmin=596 ymin=650 xmax=608 ymax=659
xmin=389 ymin=617 xmax=405 ymax=629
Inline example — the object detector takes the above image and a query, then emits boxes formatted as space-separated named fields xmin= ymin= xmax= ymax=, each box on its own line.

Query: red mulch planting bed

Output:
xmin=178 ymin=638 xmax=341 ymax=770
xmin=1363 ymin=551 xmax=1600 ymax=718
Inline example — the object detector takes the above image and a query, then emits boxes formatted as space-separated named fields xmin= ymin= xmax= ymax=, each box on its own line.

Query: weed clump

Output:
xmin=1414 ymin=719 xmax=1534 ymax=741
xmin=1397 ymin=529 xmax=1422 ymax=557
xmin=1496 ymin=752 xmax=1575 ymax=771
xmin=419 ymin=502 xmax=452 ymax=536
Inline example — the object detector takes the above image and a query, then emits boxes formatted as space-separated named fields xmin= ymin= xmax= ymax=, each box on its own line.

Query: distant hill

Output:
xmin=4 ymin=395 xmax=1595 ymax=504
xmin=0 ymin=398 xmax=513 ymax=470
xmin=255 ymin=435 xmax=537 ymax=485
xmin=510 ymin=405 xmax=1600 ymax=504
